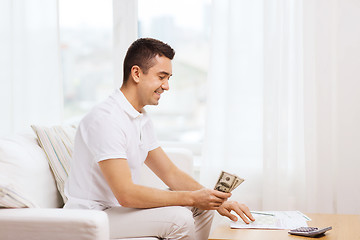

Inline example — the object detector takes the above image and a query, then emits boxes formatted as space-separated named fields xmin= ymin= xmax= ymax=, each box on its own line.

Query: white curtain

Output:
xmin=202 ymin=0 xmax=360 ymax=214
xmin=0 ymin=0 xmax=62 ymax=136
xmin=113 ymin=0 xmax=138 ymax=88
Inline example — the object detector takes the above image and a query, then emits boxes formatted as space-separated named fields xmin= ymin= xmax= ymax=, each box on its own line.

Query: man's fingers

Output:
xmin=212 ymin=196 xmax=227 ymax=204
xmin=210 ymin=190 xmax=231 ymax=205
xmin=207 ymin=201 xmax=224 ymax=210
xmin=217 ymin=201 xmax=255 ymax=224
xmin=212 ymin=189 xmax=231 ymax=199
xmin=245 ymin=210 xmax=255 ymax=221
xmin=237 ymin=211 xmax=251 ymax=224
xmin=210 ymin=203 xmax=222 ymax=209
xmin=219 ymin=208 xmax=238 ymax=221
xmin=226 ymin=212 xmax=238 ymax=222
xmin=239 ymin=204 xmax=255 ymax=222
xmin=232 ymin=204 xmax=254 ymax=224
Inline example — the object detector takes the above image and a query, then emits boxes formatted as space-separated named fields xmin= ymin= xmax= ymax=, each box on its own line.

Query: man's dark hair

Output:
xmin=123 ymin=38 xmax=175 ymax=84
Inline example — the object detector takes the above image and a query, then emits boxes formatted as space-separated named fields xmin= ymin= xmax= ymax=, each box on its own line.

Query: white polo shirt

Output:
xmin=64 ymin=89 xmax=159 ymax=210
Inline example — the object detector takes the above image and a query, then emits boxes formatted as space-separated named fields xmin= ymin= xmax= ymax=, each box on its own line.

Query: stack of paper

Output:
xmin=230 ymin=211 xmax=311 ymax=230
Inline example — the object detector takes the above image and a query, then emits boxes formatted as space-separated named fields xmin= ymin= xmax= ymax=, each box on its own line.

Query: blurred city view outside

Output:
xmin=59 ymin=0 xmax=114 ymax=123
xmin=59 ymin=0 xmax=211 ymax=143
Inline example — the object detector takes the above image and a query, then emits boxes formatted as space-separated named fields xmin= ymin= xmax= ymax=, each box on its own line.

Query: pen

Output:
xmin=250 ymin=211 xmax=275 ymax=216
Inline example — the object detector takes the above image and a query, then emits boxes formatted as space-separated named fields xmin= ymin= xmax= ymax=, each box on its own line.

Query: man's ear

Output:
xmin=130 ymin=65 xmax=141 ymax=83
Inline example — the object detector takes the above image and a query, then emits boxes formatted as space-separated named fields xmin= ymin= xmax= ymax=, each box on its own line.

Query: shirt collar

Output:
xmin=114 ymin=89 xmax=145 ymax=119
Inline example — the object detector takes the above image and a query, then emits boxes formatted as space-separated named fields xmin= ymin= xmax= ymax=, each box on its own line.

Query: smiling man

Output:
xmin=64 ymin=38 xmax=254 ymax=240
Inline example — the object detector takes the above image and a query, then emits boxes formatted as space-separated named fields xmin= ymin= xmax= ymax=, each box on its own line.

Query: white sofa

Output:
xmin=0 ymin=130 xmax=194 ymax=240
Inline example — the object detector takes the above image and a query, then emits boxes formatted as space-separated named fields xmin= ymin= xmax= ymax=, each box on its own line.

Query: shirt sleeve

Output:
xmin=143 ymin=117 xmax=160 ymax=152
xmin=81 ymin=116 xmax=128 ymax=162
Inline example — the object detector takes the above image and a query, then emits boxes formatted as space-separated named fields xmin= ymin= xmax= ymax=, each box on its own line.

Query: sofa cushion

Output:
xmin=0 ymin=134 xmax=62 ymax=208
xmin=0 ymin=176 xmax=37 ymax=208
xmin=0 ymin=209 xmax=110 ymax=240
xmin=31 ymin=125 xmax=76 ymax=204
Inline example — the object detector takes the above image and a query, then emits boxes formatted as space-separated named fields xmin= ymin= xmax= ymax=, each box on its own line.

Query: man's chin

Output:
xmin=148 ymin=100 xmax=159 ymax=106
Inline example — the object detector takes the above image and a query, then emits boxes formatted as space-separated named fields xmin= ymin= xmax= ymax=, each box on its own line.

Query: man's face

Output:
xmin=137 ymin=55 xmax=172 ymax=107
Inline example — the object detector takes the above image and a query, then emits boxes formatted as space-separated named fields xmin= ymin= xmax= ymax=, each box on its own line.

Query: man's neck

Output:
xmin=120 ymin=86 xmax=143 ymax=113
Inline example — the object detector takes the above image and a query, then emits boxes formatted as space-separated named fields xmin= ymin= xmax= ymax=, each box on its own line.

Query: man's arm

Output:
xmin=98 ymin=157 xmax=231 ymax=209
xmin=144 ymin=147 xmax=255 ymax=223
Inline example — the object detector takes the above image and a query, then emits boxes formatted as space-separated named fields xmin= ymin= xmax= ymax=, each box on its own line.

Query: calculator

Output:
xmin=288 ymin=226 xmax=332 ymax=237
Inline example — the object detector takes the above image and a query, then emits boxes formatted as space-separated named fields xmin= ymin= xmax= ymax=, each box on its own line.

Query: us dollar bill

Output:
xmin=229 ymin=176 xmax=245 ymax=192
xmin=214 ymin=171 xmax=245 ymax=193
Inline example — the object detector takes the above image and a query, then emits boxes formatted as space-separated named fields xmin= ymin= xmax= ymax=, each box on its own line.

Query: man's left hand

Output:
xmin=217 ymin=201 xmax=255 ymax=224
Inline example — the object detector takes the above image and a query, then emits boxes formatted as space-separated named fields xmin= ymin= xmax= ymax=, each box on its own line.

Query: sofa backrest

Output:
xmin=0 ymin=131 xmax=194 ymax=209
xmin=0 ymin=133 xmax=63 ymax=208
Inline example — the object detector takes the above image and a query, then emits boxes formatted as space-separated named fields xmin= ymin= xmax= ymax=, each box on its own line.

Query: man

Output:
xmin=64 ymin=38 xmax=254 ymax=239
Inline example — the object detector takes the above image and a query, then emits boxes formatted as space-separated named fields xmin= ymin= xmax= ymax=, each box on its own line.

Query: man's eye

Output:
xmin=159 ymin=76 xmax=165 ymax=80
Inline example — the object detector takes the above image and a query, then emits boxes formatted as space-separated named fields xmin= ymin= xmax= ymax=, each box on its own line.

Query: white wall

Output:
xmin=303 ymin=0 xmax=360 ymax=214
xmin=335 ymin=0 xmax=360 ymax=213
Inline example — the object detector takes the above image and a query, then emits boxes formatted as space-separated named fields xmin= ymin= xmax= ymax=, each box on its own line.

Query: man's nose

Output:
xmin=161 ymin=79 xmax=169 ymax=91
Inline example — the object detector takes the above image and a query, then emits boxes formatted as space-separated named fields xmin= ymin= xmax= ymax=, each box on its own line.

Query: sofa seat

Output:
xmin=0 ymin=130 xmax=193 ymax=240
xmin=0 ymin=209 xmax=109 ymax=240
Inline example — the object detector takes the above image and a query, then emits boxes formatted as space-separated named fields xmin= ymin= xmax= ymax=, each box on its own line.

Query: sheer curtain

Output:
xmin=0 ymin=0 xmax=62 ymax=136
xmin=202 ymin=0 xmax=360 ymax=214
xmin=201 ymin=0 xmax=265 ymax=207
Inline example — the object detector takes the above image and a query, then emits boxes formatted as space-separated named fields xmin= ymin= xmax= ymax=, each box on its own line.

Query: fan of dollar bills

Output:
xmin=214 ymin=171 xmax=245 ymax=193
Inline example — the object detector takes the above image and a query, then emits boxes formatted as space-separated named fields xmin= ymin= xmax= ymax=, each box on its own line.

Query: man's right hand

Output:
xmin=190 ymin=188 xmax=231 ymax=210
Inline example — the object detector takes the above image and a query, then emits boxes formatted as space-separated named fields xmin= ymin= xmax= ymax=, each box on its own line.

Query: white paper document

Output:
xmin=230 ymin=211 xmax=311 ymax=230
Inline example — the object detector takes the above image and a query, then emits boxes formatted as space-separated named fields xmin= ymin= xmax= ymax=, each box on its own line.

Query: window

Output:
xmin=59 ymin=0 xmax=113 ymax=122
xmin=138 ymin=0 xmax=211 ymax=143
xmin=59 ymin=0 xmax=211 ymax=147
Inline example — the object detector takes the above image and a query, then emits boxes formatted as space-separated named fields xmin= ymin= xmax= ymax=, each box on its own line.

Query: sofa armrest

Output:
xmin=0 ymin=208 xmax=109 ymax=240
xmin=140 ymin=147 xmax=194 ymax=189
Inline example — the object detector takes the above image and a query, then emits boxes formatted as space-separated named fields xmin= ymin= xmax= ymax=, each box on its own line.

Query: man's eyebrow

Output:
xmin=158 ymin=71 xmax=172 ymax=76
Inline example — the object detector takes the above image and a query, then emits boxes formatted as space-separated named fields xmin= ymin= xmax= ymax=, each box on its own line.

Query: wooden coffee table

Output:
xmin=209 ymin=213 xmax=360 ymax=239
